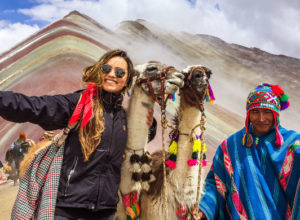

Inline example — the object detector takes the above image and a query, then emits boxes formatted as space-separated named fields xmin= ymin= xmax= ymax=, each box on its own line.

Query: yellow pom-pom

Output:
xmin=203 ymin=144 xmax=207 ymax=153
xmin=168 ymin=141 xmax=178 ymax=155
xmin=209 ymin=100 xmax=214 ymax=103
xmin=193 ymin=139 xmax=201 ymax=152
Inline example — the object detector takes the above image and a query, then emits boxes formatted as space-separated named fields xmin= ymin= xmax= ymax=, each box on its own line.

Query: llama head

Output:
xmin=134 ymin=61 xmax=184 ymax=95
xmin=181 ymin=65 xmax=212 ymax=107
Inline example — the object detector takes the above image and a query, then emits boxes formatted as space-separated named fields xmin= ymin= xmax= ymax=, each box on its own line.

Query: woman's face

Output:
xmin=101 ymin=56 xmax=128 ymax=93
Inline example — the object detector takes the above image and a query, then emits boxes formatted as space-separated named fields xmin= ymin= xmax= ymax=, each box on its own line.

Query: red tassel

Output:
xmin=187 ymin=159 xmax=199 ymax=166
xmin=166 ymin=160 xmax=176 ymax=169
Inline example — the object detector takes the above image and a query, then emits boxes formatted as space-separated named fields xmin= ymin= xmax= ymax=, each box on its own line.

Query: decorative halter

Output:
xmin=135 ymin=65 xmax=174 ymax=108
xmin=180 ymin=66 xmax=214 ymax=111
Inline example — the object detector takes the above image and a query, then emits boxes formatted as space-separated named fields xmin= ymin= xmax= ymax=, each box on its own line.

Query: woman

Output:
xmin=0 ymin=49 xmax=155 ymax=220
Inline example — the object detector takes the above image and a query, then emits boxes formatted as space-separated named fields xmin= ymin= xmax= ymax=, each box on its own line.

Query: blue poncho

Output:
xmin=199 ymin=126 xmax=300 ymax=220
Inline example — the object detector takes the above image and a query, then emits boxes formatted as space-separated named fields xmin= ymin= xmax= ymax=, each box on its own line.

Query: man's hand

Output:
xmin=146 ymin=108 xmax=154 ymax=127
xmin=191 ymin=204 xmax=205 ymax=220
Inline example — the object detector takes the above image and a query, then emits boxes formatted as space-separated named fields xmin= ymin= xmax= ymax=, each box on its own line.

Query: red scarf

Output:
xmin=69 ymin=83 xmax=99 ymax=128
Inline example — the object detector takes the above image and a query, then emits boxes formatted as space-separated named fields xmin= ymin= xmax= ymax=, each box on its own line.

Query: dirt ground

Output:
xmin=0 ymin=181 xmax=18 ymax=219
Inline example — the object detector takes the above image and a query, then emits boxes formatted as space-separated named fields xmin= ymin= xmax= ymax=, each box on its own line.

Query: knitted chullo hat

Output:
xmin=243 ymin=83 xmax=290 ymax=147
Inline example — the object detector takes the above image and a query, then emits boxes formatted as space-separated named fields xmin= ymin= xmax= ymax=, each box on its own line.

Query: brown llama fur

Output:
xmin=146 ymin=150 xmax=170 ymax=198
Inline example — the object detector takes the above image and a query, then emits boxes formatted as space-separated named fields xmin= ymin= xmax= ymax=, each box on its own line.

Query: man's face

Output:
xmin=249 ymin=108 xmax=274 ymax=135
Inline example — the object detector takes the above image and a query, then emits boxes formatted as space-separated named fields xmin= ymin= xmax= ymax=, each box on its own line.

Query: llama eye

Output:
xmin=205 ymin=70 xmax=212 ymax=79
xmin=194 ymin=70 xmax=203 ymax=78
xmin=146 ymin=66 xmax=158 ymax=72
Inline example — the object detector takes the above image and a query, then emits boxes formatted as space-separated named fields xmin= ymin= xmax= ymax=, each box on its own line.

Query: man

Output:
xmin=194 ymin=83 xmax=300 ymax=219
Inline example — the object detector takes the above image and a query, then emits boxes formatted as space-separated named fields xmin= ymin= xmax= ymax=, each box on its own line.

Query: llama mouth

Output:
xmin=168 ymin=79 xmax=184 ymax=89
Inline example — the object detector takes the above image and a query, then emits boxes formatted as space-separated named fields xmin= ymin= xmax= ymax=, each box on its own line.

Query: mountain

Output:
xmin=0 ymin=11 xmax=299 ymax=164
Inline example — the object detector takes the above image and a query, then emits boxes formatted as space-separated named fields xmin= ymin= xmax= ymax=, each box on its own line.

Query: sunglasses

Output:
xmin=101 ymin=64 xmax=126 ymax=78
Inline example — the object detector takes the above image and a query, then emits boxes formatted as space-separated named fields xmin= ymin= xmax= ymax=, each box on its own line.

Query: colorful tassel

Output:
xmin=192 ymin=152 xmax=198 ymax=159
xmin=123 ymin=191 xmax=140 ymax=220
xmin=193 ymin=139 xmax=201 ymax=152
xmin=168 ymin=93 xmax=176 ymax=101
xmin=172 ymin=93 xmax=176 ymax=101
xmin=280 ymin=93 xmax=289 ymax=102
xmin=168 ymin=140 xmax=178 ymax=155
xmin=188 ymin=135 xmax=207 ymax=167
xmin=269 ymin=84 xmax=284 ymax=96
xmin=187 ymin=159 xmax=199 ymax=166
xmin=273 ymin=111 xmax=284 ymax=147
xmin=126 ymin=207 xmax=135 ymax=220
xmin=176 ymin=204 xmax=188 ymax=219
xmin=281 ymin=101 xmax=290 ymax=110
xmin=275 ymin=132 xmax=284 ymax=147
xmin=242 ymin=133 xmax=253 ymax=147
xmin=166 ymin=160 xmax=177 ymax=169
xmin=202 ymin=160 xmax=208 ymax=167
xmin=166 ymin=131 xmax=178 ymax=169
xmin=206 ymin=83 xmax=215 ymax=103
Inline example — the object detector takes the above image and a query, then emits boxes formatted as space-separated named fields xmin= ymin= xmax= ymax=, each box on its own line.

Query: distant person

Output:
xmin=19 ymin=130 xmax=55 ymax=178
xmin=12 ymin=132 xmax=30 ymax=152
xmin=5 ymin=132 xmax=30 ymax=185
xmin=192 ymin=83 xmax=300 ymax=219
xmin=0 ymin=49 xmax=157 ymax=219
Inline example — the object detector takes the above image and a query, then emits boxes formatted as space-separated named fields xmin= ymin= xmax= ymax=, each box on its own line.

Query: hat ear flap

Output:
xmin=273 ymin=111 xmax=283 ymax=147
xmin=242 ymin=111 xmax=253 ymax=147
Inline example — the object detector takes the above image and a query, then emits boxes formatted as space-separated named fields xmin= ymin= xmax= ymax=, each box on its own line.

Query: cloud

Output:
xmin=0 ymin=21 xmax=40 ymax=55
xmin=1 ymin=0 xmax=300 ymax=58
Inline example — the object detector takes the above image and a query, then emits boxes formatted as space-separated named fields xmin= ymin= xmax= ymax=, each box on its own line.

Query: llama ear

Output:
xmin=181 ymin=71 xmax=189 ymax=81
xmin=133 ymin=70 xmax=140 ymax=77
xmin=134 ymin=63 xmax=146 ymax=76
xmin=203 ymin=67 xmax=212 ymax=79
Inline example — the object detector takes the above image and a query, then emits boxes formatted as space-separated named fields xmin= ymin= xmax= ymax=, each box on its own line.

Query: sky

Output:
xmin=0 ymin=0 xmax=300 ymax=59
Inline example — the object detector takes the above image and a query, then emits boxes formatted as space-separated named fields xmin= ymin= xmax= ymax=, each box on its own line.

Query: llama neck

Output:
xmin=119 ymin=86 xmax=154 ymax=195
xmin=172 ymin=97 xmax=202 ymax=176
xmin=126 ymin=86 xmax=154 ymax=151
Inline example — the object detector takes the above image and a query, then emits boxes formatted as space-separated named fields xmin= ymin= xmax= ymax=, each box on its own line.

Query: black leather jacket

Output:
xmin=0 ymin=90 xmax=156 ymax=213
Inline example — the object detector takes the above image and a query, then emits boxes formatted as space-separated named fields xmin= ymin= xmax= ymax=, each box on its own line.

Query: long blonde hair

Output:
xmin=80 ymin=49 xmax=134 ymax=161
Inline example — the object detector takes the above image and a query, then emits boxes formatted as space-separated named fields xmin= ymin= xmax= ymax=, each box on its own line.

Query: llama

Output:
xmin=116 ymin=61 xmax=184 ymax=220
xmin=139 ymin=65 xmax=213 ymax=220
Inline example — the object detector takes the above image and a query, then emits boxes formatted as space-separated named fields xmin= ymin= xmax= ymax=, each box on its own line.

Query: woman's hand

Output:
xmin=146 ymin=108 xmax=154 ymax=127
